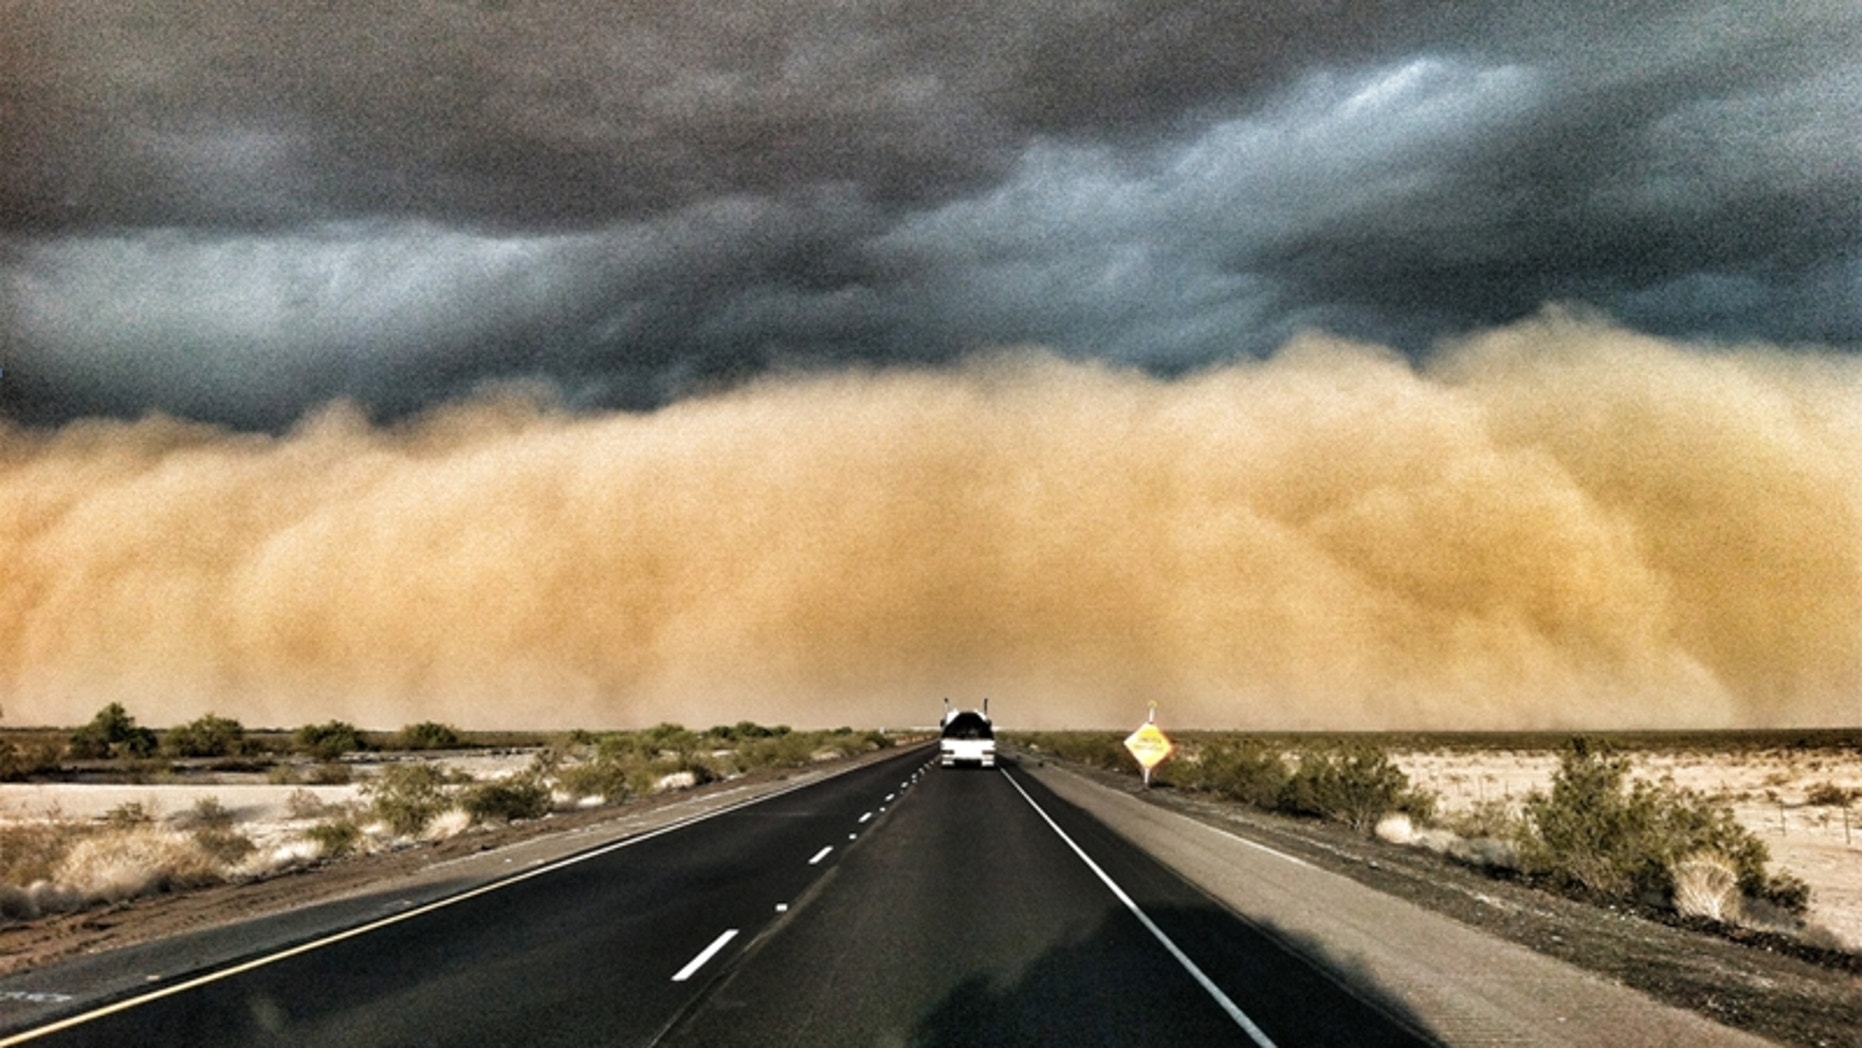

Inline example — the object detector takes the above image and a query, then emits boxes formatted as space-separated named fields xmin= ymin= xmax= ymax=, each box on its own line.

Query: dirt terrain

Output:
xmin=1396 ymin=744 xmax=1862 ymax=951
xmin=3 ymin=747 xmax=1859 ymax=1047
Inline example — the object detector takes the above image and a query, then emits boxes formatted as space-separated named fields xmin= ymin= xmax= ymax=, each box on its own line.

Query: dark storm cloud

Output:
xmin=1 ymin=0 xmax=1857 ymax=426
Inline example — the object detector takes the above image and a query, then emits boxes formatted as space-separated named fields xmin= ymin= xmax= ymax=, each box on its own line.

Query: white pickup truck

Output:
xmin=939 ymin=699 xmax=996 ymax=768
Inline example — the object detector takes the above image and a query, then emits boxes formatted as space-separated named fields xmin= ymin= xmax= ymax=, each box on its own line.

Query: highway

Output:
xmin=7 ymin=747 xmax=1432 ymax=1047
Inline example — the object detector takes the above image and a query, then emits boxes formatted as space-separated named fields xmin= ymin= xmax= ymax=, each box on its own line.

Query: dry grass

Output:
xmin=53 ymin=828 xmax=224 ymax=904
xmin=1672 ymin=852 xmax=1741 ymax=922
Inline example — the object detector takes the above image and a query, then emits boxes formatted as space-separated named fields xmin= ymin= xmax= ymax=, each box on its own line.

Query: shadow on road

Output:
xmin=911 ymin=903 xmax=1441 ymax=1048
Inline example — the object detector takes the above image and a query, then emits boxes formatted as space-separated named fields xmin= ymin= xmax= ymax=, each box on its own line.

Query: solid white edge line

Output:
xmin=808 ymin=846 xmax=834 ymax=865
xmin=0 ymin=750 xmax=927 ymax=1047
xmin=1000 ymin=769 xmax=1279 ymax=1048
xmin=1197 ymin=824 xmax=1317 ymax=870
xmin=670 ymin=929 xmax=740 ymax=982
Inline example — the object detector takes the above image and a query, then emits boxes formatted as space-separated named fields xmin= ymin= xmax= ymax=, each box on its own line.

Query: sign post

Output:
xmin=1123 ymin=702 xmax=1174 ymax=789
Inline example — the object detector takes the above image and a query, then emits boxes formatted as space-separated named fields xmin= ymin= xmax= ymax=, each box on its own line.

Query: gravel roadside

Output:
xmin=1026 ymin=753 xmax=1861 ymax=1048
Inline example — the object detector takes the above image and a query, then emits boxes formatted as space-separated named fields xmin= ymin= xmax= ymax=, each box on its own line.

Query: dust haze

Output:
xmin=3 ymin=314 xmax=1857 ymax=731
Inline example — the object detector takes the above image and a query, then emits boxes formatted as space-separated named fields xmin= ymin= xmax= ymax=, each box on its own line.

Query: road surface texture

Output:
xmin=0 ymin=747 xmax=1777 ymax=1046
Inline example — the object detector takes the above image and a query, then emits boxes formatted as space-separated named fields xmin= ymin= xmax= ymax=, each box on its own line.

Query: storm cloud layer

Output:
xmin=3 ymin=0 xmax=1859 ymax=427
xmin=2 ymin=4 xmax=1858 ymax=731
xmin=3 ymin=316 xmax=1858 ymax=731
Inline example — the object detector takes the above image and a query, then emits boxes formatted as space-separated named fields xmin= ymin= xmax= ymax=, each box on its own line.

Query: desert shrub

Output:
xmin=1805 ymin=781 xmax=1854 ymax=807
xmin=308 ymin=761 xmax=353 ymax=785
xmin=285 ymin=788 xmax=331 ymax=819
xmin=181 ymin=796 xmax=234 ymax=830
xmin=68 ymin=703 xmax=159 ymax=760
xmin=642 ymin=755 xmax=721 ymax=794
xmin=363 ymin=764 xmax=466 ymax=836
xmin=461 ymin=779 xmax=552 ymax=823
xmin=557 ymin=758 xmax=633 ymax=803
xmin=295 ymin=721 xmax=365 ymax=761
xmin=391 ymin=721 xmax=462 ymax=751
xmin=0 ymin=737 xmax=63 ymax=780
xmin=1017 ymin=732 xmax=1128 ymax=771
xmin=1186 ymin=738 xmax=1291 ymax=808
xmin=1446 ymin=798 xmax=1525 ymax=840
xmin=163 ymin=714 xmax=248 ymax=758
xmin=302 ymin=819 xmax=362 ymax=859
xmin=1519 ymin=739 xmax=1802 ymax=913
xmin=104 ymin=801 xmax=154 ymax=828
xmin=728 ymin=731 xmax=817 ymax=771
xmin=1754 ymin=870 xmax=1811 ymax=915
xmin=191 ymin=827 xmax=255 ymax=866
xmin=1276 ymin=745 xmax=1435 ymax=833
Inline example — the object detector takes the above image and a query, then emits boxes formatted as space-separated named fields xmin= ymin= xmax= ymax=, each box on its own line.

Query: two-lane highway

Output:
xmin=662 ymin=760 xmax=1432 ymax=1047
xmin=6 ymin=749 xmax=1433 ymax=1046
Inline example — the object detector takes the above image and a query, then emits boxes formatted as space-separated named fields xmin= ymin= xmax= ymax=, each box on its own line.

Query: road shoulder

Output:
xmin=1023 ymin=758 xmax=1785 ymax=1048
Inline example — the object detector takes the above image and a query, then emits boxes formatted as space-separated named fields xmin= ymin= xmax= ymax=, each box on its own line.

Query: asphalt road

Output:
xmin=8 ymin=748 xmax=1432 ymax=1047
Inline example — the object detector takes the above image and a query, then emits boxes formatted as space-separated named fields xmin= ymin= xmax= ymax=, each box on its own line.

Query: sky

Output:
xmin=1 ymin=1 xmax=1858 ymax=731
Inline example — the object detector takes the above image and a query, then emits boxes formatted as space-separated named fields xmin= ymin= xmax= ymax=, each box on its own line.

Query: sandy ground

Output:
xmin=0 ymin=753 xmax=533 ymax=822
xmin=0 ymin=752 xmax=550 ymax=887
xmin=1395 ymin=745 xmax=1862 ymax=949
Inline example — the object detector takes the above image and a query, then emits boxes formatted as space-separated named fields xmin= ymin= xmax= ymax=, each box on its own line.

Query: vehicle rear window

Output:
xmin=942 ymin=712 xmax=993 ymax=740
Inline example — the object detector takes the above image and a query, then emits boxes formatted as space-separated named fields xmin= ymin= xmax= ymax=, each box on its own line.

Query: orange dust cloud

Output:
xmin=2 ymin=312 xmax=1857 ymax=731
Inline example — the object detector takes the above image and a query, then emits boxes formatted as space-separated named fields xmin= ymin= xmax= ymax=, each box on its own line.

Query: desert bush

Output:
xmin=732 ymin=731 xmax=817 ymax=770
xmin=302 ymin=819 xmax=362 ymax=859
xmin=364 ymin=763 xmax=467 ymax=836
xmin=104 ymin=801 xmax=154 ymax=828
xmin=1187 ymin=738 xmax=1291 ymax=808
xmin=1805 ymin=781 xmax=1855 ymax=807
xmin=1753 ymin=870 xmax=1811 ymax=915
xmin=461 ymin=779 xmax=552 ymax=823
xmin=295 ymin=721 xmax=365 ymax=761
xmin=1519 ymin=739 xmax=1803 ymax=913
xmin=68 ymin=703 xmax=159 ymax=760
xmin=163 ymin=714 xmax=248 ymax=758
xmin=1446 ymin=798 xmax=1525 ymax=840
xmin=391 ymin=721 xmax=462 ymax=751
xmin=1276 ymin=745 xmax=1435 ymax=833
xmin=1016 ymin=732 xmax=1128 ymax=771
xmin=557 ymin=758 xmax=633 ymax=803
xmin=0 ymin=737 xmax=62 ymax=780
xmin=191 ymin=827 xmax=255 ymax=866
xmin=179 ymin=796 xmax=234 ymax=830
xmin=285 ymin=788 xmax=332 ymax=819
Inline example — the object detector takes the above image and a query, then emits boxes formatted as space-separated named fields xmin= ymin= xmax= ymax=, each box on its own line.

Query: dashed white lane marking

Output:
xmin=808 ymin=846 xmax=834 ymax=865
xmin=0 ymin=758 xmax=888 ymax=1047
xmin=859 ymin=812 xmax=873 ymax=823
xmin=1000 ymin=769 xmax=1279 ymax=1048
xmin=671 ymin=929 xmax=740 ymax=982
xmin=885 ymin=793 xmax=896 ymax=801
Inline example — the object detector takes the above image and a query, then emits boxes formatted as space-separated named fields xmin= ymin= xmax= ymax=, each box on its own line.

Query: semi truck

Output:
xmin=939 ymin=698 xmax=996 ymax=768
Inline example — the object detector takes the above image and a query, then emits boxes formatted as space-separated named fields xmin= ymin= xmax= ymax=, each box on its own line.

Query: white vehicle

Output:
xmin=939 ymin=698 xmax=996 ymax=768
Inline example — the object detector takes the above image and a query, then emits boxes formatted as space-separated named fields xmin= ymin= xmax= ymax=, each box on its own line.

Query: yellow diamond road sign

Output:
xmin=1124 ymin=722 xmax=1173 ymax=771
